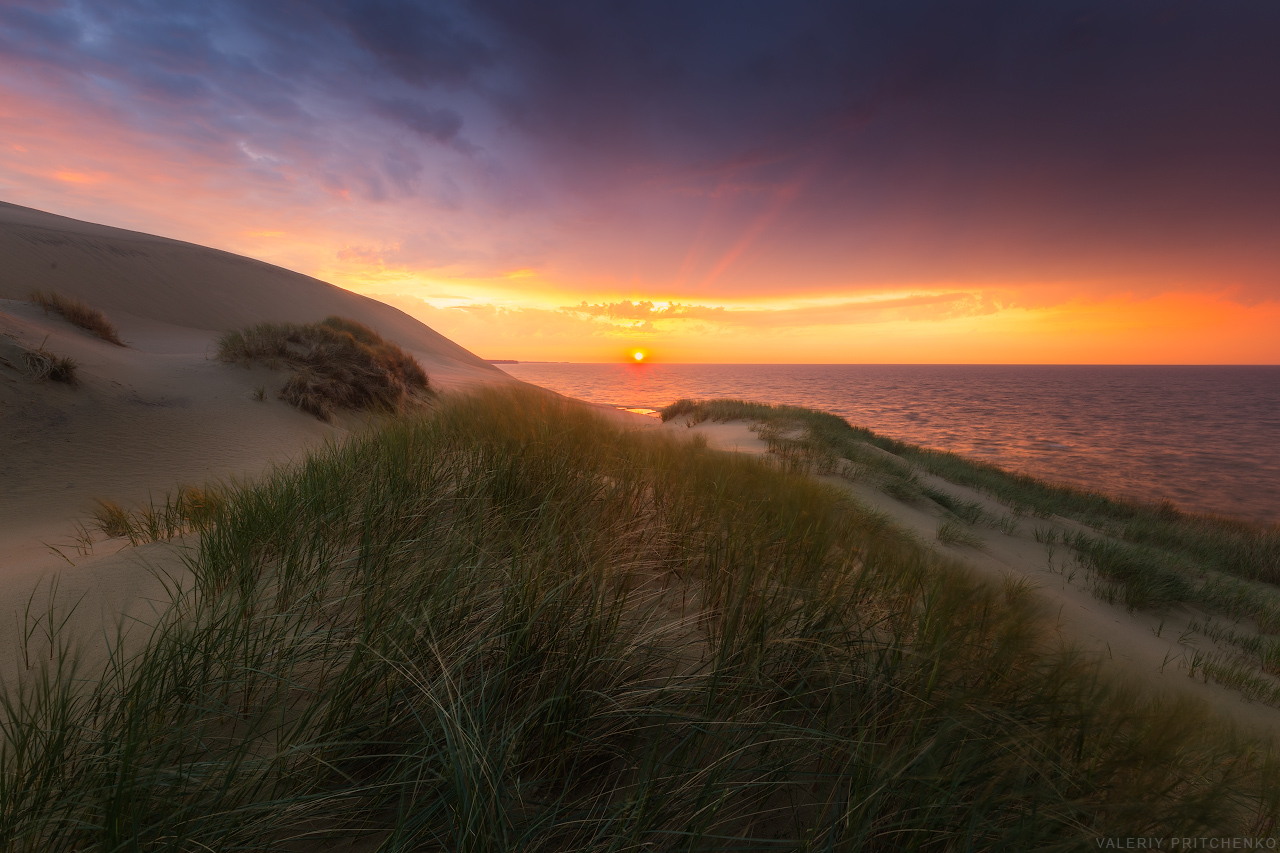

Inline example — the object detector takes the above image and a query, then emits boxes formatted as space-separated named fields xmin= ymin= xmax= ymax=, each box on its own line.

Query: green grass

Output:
xmin=2 ymin=387 xmax=1277 ymax=848
xmin=217 ymin=316 xmax=431 ymax=421
xmin=87 ymin=488 xmax=221 ymax=547
xmin=661 ymin=398 xmax=1280 ymax=605
xmin=937 ymin=519 xmax=984 ymax=548
xmin=1068 ymin=533 xmax=1195 ymax=610
xmin=995 ymin=514 xmax=1021 ymax=536
xmin=29 ymin=290 xmax=124 ymax=346
xmin=923 ymin=487 xmax=986 ymax=525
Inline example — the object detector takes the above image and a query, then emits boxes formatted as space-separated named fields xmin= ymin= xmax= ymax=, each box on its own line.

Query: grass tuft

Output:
xmin=20 ymin=341 xmax=77 ymax=384
xmin=217 ymin=316 xmax=431 ymax=421
xmin=28 ymin=290 xmax=124 ymax=346
xmin=995 ymin=514 xmax=1021 ymax=536
xmin=937 ymin=519 xmax=984 ymax=548
xmin=88 ymin=488 xmax=221 ymax=546
xmin=924 ymin=486 xmax=986 ymax=524
xmin=1071 ymin=533 xmax=1195 ymax=609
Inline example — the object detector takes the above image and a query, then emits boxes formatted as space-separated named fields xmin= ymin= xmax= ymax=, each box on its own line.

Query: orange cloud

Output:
xmin=53 ymin=170 xmax=109 ymax=184
xmin=368 ymin=289 xmax=1280 ymax=365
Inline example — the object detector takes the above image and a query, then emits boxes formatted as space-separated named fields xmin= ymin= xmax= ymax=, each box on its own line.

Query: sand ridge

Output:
xmin=0 ymin=201 xmax=506 ymax=389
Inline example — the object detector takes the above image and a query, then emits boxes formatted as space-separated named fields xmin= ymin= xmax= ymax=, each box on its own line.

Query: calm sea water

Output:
xmin=500 ymin=364 xmax=1280 ymax=524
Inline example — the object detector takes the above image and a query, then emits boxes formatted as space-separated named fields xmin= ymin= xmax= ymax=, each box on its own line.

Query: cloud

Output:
xmin=336 ymin=0 xmax=494 ymax=85
xmin=3 ymin=0 xmax=1280 ymax=318
xmin=563 ymin=293 xmax=1003 ymax=330
xmin=371 ymin=97 xmax=467 ymax=148
xmin=567 ymin=301 xmax=727 ymax=322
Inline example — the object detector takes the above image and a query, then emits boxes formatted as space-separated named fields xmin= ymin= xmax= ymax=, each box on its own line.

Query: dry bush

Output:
xmin=29 ymin=290 xmax=125 ymax=346
xmin=21 ymin=343 xmax=78 ymax=384
xmin=217 ymin=316 xmax=431 ymax=421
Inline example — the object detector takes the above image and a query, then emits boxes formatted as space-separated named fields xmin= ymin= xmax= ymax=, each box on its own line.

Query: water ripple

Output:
xmin=502 ymin=364 xmax=1280 ymax=524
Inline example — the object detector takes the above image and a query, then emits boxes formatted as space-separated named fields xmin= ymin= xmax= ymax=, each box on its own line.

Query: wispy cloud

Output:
xmin=562 ymin=293 xmax=1002 ymax=329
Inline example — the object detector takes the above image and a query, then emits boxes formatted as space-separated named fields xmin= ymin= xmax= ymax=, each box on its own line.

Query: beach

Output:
xmin=3 ymin=204 xmax=1279 ymax=845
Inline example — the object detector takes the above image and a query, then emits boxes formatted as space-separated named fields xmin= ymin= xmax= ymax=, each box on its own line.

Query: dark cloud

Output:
xmin=372 ymin=97 xmax=463 ymax=144
xmin=0 ymin=4 xmax=81 ymax=49
xmin=2 ymin=0 xmax=1278 ymax=292
xmin=335 ymin=0 xmax=493 ymax=85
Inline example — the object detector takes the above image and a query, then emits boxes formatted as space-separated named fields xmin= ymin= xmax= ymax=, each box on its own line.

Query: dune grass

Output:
xmin=19 ymin=342 xmax=77 ymax=385
xmin=936 ymin=519 xmax=984 ymax=548
xmin=87 ymin=488 xmax=222 ymax=547
xmin=2 ymin=387 xmax=1277 ymax=849
xmin=217 ymin=316 xmax=431 ymax=421
xmin=28 ymin=290 xmax=124 ymax=346
xmin=661 ymin=398 xmax=1280 ymax=605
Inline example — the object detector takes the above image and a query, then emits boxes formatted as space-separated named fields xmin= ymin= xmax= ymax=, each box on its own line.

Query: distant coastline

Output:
xmin=485 ymin=359 xmax=569 ymax=364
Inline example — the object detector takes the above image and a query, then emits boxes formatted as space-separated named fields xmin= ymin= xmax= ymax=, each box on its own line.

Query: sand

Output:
xmin=664 ymin=417 xmax=1280 ymax=741
xmin=0 ymin=202 xmax=514 ymax=685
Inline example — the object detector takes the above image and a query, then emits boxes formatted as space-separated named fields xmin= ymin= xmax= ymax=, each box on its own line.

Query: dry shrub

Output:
xmin=217 ymin=316 xmax=430 ymax=421
xmin=22 ymin=344 xmax=78 ymax=384
xmin=29 ymin=290 xmax=125 ymax=346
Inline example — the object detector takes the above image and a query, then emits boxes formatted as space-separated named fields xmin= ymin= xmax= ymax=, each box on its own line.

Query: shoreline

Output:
xmin=497 ymin=361 xmax=1280 ymax=525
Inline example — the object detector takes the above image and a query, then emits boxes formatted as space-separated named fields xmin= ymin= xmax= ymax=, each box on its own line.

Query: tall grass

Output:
xmin=661 ymin=398 xmax=1280 ymax=595
xmin=2 ymin=388 xmax=1276 ymax=849
xmin=217 ymin=316 xmax=431 ymax=421
xmin=29 ymin=290 xmax=125 ymax=346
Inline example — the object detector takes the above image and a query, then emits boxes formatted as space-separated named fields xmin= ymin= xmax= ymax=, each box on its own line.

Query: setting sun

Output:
xmin=633 ymin=351 xmax=645 ymax=361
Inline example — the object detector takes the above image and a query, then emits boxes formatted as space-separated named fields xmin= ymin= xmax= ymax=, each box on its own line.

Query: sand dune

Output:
xmin=0 ymin=201 xmax=502 ymax=387
xmin=1 ymin=203 xmax=519 ymax=682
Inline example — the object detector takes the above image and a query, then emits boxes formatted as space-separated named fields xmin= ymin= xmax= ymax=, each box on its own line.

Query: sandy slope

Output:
xmin=0 ymin=201 xmax=504 ymax=389
xmin=0 ymin=203 xmax=518 ymax=685
xmin=666 ymin=417 xmax=1280 ymax=740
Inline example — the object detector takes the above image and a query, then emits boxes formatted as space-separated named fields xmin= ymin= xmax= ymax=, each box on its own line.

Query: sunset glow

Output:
xmin=1 ymin=2 xmax=1277 ymax=363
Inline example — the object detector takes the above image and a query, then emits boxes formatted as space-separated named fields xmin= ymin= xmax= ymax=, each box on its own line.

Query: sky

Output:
xmin=2 ymin=0 xmax=1279 ymax=363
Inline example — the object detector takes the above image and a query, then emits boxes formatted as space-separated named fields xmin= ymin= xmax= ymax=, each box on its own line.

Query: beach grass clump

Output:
xmin=2 ymin=387 xmax=1277 ymax=849
xmin=20 ymin=343 xmax=77 ymax=384
xmin=924 ymin=486 xmax=986 ymax=524
xmin=28 ymin=290 xmax=124 ymax=346
xmin=995 ymin=514 xmax=1021 ymax=536
xmin=88 ymin=488 xmax=221 ymax=546
xmin=217 ymin=316 xmax=430 ymax=420
xmin=1069 ymin=534 xmax=1195 ymax=609
xmin=937 ymin=519 xmax=984 ymax=548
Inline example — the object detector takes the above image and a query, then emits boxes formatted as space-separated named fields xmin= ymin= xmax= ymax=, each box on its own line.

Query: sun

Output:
xmin=633 ymin=351 xmax=645 ymax=361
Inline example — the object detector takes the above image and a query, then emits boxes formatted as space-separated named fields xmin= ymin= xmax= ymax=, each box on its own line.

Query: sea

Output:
xmin=499 ymin=363 xmax=1280 ymax=525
